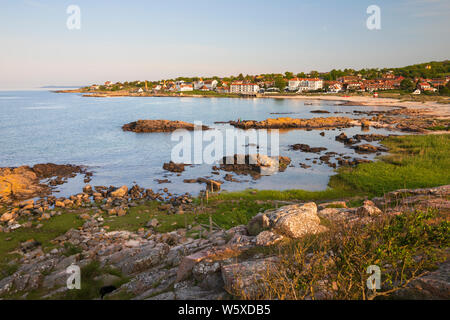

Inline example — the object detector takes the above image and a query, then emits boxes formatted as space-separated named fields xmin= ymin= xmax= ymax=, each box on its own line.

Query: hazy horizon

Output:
xmin=1 ymin=0 xmax=449 ymax=89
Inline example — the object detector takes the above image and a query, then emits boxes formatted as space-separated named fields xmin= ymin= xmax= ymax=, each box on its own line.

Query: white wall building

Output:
xmin=230 ymin=82 xmax=260 ymax=94
xmin=289 ymin=78 xmax=323 ymax=92
xmin=178 ymin=84 xmax=193 ymax=92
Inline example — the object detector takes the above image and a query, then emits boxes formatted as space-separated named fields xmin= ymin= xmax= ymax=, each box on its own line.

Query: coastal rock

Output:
xmin=353 ymin=144 xmax=388 ymax=153
xmin=230 ymin=117 xmax=357 ymax=130
xmin=220 ymin=154 xmax=291 ymax=178
xmin=0 ymin=212 xmax=15 ymax=222
xmin=122 ymin=120 xmax=209 ymax=133
xmin=110 ymin=185 xmax=128 ymax=198
xmin=248 ymin=203 xmax=326 ymax=239
xmin=356 ymin=200 xmax=382 ymax=216
xmin=290 ymin=144 xmax=327 ymax=153
xmin=255 ymin=231 xmax=284 ymax=246
xmin=163 ymin=161 xmax=186 ymax=173
xmin=0 ymin=164 xmax=91 ymax=203
xmin=268 ymin=203 xmax=326 ymax=238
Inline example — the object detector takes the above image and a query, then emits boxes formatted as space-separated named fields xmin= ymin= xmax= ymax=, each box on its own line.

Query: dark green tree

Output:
xmin=400 ymin=78 xmax=415 ymax=92
xmin=274 ymin=77 xmax=287 ymax=91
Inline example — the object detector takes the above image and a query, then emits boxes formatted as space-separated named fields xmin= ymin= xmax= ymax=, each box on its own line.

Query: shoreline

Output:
xmin=56 ymin=89 xmax=450 ymax=118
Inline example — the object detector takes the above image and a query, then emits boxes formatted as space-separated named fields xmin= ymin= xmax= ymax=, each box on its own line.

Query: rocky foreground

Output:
xmin=0 ymin=185 xmax=448 ymax=300
xmin=122 ymin=120 xmax=210 ymax=133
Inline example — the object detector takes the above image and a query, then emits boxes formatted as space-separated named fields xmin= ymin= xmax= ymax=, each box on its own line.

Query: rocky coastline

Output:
xmin=0 ymin=184 xmax=448 ymax=300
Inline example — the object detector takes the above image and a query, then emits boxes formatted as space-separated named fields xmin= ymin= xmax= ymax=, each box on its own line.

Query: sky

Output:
xmin=0 ymin=0 xmax=449 ymax=89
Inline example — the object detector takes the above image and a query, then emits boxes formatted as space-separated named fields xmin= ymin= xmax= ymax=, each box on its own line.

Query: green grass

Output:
xmin=107 ymin=200 xmax=274 ymax=234
xmin=212 ymin=187 xmax=355 ymax=202
xmin=214 ymin=134 xmax=450 ymax=201
xmin=0 ymin=211 xmax=85 ymax=264
xmin=333 ymin=134 xmax=450 ymax=196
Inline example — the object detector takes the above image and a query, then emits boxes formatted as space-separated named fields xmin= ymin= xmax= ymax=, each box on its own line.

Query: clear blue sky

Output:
xmin=0 ymin=0 xmax=449 ymax=89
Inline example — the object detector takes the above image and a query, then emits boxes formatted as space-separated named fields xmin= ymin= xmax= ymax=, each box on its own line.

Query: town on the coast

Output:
xmin=83 ymin=61 xmax=450 ymax=98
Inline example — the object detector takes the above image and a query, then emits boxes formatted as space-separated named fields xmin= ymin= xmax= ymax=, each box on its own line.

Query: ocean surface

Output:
xmin=0 ymin=90 xmax=400 ymax=197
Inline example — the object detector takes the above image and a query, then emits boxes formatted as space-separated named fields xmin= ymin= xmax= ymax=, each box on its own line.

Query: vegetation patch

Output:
xmin=249 ymin=207 xmax=449 ymax=300
xmin=332 ymin=134 xmax=450 ymax=196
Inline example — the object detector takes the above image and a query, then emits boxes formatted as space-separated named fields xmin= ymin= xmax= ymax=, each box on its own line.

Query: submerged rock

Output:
xmin=290 ymin=144 xmax=327 ymax=153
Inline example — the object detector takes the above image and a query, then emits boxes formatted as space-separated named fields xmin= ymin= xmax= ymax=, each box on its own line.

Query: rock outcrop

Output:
xmin=122 ymin=120 xmax=209 ymax=133
xmin=230 ymin=117 xmax=358 ymax=130
xmin=163 ymin=161 xmax=186 ymax=173
xmin=0 ymin=164 xmax=91 ymax=204
xmin=247 ymin=202 xmax=327 ymax=238
xmin=220 ymin=154 xmax=291 ymax=179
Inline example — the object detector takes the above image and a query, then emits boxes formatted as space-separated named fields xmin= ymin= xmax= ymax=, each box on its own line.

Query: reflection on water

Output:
xmin=0 ymin=91 xmax=400 ymax=196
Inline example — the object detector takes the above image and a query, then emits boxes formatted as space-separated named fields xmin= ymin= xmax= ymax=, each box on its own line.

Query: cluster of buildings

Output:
xmin=322 ymin=74 xmax=449 ymax=94
xmin=96 ymin=71 xmax=449 ymax=95
xmin=150 ymin=79 xmax=262 ymax=95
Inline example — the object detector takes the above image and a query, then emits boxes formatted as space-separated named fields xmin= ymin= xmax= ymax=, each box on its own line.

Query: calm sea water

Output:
xmin=0 ymin=90 xmax=399 ymax=197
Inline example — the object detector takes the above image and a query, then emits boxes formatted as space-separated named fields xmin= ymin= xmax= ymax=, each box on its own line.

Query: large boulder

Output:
xmin=247 ymin=203 xmax=326 ymax=239
xmin=0 ymin=166 xmax=43 ymax=202
xmin=110 ymin=185 xmax=128 ymax=198
xmin=356 ymin=200 xmax=382 ymax=216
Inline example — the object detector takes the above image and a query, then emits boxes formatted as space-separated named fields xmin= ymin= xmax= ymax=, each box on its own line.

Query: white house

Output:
xmin=193 ymin=79 xmax=218 ymax=90
xmin=230 ymin=82 xmax=260 ymax=94
xmin=178 ymin=84 xmax=193 ymax=92
xmin=289 ymin=78 xmax=323 ymax=92
xmin=328 ymin=83 xmax=342 ymax=93
xmin=288 ymin=78 xmax=302 ymax=91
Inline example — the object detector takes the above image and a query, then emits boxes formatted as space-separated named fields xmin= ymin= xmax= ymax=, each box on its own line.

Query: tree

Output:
xmin=285 ymin=71 xmax=294 ymax=79
xmin=400 ymin=78 xmax=415 ymax=92
xmin=309 ymin=70 xmax=319 ymax=78
xmin=275 ymin=77 xmax=286 ymax=91
xmin=274 ymin=77 xmax=287 ymax=91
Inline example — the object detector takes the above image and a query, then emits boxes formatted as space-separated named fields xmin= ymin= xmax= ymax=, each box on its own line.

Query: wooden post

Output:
xmin=209 ymin=215 xmax=212 ymax=233
xmin=206 ymin=189 xmax=209 ymax=204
